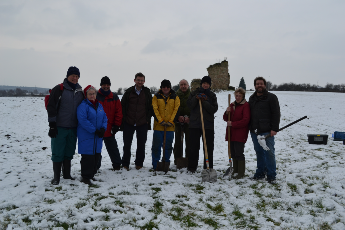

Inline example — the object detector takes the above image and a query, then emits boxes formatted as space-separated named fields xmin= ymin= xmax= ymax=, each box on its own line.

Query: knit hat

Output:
xmin=66 ymin=66 xmax=80 ymax=78
xmin=84 ymin=85 xmax=96 ymax=97
xmin=201 ymin=76 xmax=211 ymax=86
xmin=160 ymin=79 xmax=171 ymax=89
xmin=100 ymin=76 xmax=111 ymax=86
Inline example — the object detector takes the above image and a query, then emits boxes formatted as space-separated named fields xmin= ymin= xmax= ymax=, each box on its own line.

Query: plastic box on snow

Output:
xmin=307 ymin=134 xmax=328 ymax=145
xmin=333 ymin=131 xmax=345 ymax=141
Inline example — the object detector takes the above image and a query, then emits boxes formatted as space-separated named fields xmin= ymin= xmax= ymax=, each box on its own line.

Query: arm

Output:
xmin=231 ymin=103 xmax=251 ymax=129
xmin=270 ymin=94 xmax=280 ymax=132
xmin=47 ymin=85 xmax=62 ymax=122
xmin=202 ymin=93 xmax=218 ymax=114
xmin=152 ymin=95 xmax=163 ymax=123
xmin=77 ymin=103 xmax=97 ymax=134
xmin=187 ymin=91 xmax=198 ymax=109
xmin=113 ymin=96 xmax=123 ymax=127
xmin=169 ymin=96 xmax=180 ymax=124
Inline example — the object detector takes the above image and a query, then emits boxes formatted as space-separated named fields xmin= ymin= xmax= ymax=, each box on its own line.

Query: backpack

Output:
xmin=45 ymin=83 xmax=64 ymax=110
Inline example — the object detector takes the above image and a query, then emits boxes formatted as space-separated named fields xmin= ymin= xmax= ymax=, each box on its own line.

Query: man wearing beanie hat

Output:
xmin=121 ymin=72 xmax=153 ymax=170
xmin=151 ymin=79 xmax=180 ymax=173
xmin=96 ymin=76 xmax=123 ymax=171
xmin=47 ymin=66 xmax=84 ymax=185
xmin=187 ymin=76 xmax=218 ymax=173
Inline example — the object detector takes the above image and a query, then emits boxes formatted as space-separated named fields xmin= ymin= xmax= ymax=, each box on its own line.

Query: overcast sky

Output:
xmin=0 ymin=0 xmax=344 ymax=90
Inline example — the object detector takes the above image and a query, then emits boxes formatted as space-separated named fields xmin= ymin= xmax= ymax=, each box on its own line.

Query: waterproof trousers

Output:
xmin=80 ymin=153 xmax=101 ymax=180
xmin=230 ymin=141 xmax=245 ymax=161
xmin=51 ymin=127 xmax=77 ymax=162
xmin=188 ymin=128 xmax=214 ymax=171
xmin=151 ymin=130 xmax=174 ymax=169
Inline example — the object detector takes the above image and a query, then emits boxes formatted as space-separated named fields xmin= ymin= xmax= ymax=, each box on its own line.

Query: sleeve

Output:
xmin=270 ymin=94 xmax=280 ymax=132
xmin=202 ymin=93 xmax=218 ymax=114
xmin=187 ymin=91 xmax=198 ymax=109
xmin=152 ymin=95 xmax=163 ymax=123
xmin=77 ymin=102 xmax=97 ymax=134
xmin=169 ymin=96 xmax=180 ymax=124
xmin=231 ymin=103 xmax=251 ymax=129
xmin=223 ymin=111 xmax=228 ymax=122
xmin=47 ymin=85 xmax=62 ymax=122
xmin=114 ymin=98 xmax=123 ymax=127
xmin=102 ymin=110 xmax=108 ymax=130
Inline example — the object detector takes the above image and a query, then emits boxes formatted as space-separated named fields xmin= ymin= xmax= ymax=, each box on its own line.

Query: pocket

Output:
xmin=259 ymin=119 xmax=271 ymax=132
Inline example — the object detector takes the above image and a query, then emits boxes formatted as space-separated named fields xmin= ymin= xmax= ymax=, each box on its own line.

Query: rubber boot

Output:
xmin=164 ymin=162 xmax=170 ymax=174
xmin=233 ymin=160 xmax=245 ymax=179
xmin=51 ymin=162 xmax=62 ymax=185
xmin=62 ymin=160 xmax=75 ymax=180
xmin=231 ymin=159 xmax=238 ymax=176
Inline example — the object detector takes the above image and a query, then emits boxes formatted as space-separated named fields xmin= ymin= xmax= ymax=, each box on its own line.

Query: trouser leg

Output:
xmin=251 ymin=132 xmax=267 ymax=178
xmin=265 ymin=136 xmax=276 ymax=180
xmin=122 ymin=122 xmax=135 ymax=168
xmin=151 ymin=131 xmax=163 ymax=169
xmin=64 ymin=128 xmax=77 ymax=161
xmin=188 ymin=128 xmax=201 ymax=171
xmin=202 ymin=129 xmax=214 ymax=169
xmin=135 ymin=124 xmax=148 ymax=167
xmin=173 ymin=124 xmax=182 ymax=164
xmin=93 ymin=153 xmax=102 ymax=175
xmin=103 ymin=136 xmax=122 ymax=168
xmin=80 ymin=154 xmax=95 ymax=180
xmin=51 ymin=127 xmax=68 ymax=162
xmin=184 ymin=124 xmax=190 ymax=159
xmin=164 ymin=131 xmax=174 ymax=163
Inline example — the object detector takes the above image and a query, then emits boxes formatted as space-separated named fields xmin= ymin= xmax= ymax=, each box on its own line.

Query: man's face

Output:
xmin=179 ymin=80 xmax=189 ymax=92
xmin=134 ymin=76 xmax=145 ymax=88
xmin=101 ymin=84 xmax=110 ymax=92
xmin=161 ymin=86 xmax=170 ymax=95
xmin=255 ymin=80 xmax=266 ymax=93
xmin=201 ymin=82 xmax=210 ymax=90
xmin=67 ymin=74 xmax=79 ymax=84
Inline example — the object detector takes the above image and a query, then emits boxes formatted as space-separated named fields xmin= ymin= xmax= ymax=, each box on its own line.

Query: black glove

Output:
xmin=48 ymin=122 xmax=58 ymax=138
xmin=95 ymin=128 xmax=105 ymax=138
xmin=111 ymin=125 xmax=119 ymax=135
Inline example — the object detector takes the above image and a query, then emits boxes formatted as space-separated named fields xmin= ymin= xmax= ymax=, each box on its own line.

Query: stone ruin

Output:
xmin=191 ymin=60 xmax=230 ymax=91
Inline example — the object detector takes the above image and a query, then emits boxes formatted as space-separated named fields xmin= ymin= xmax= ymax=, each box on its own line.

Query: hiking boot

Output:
xmin=51 ymin=162 xmax=62 ymax=185
xmin=113 ymin=166 xmax=121 ymax=171
xmin=122 ymin=166 xmax=129 ymax=171
xmin=233 ymin=160 xmax=245 ymax=179
xmin=81 ymin=177 xmax=92 ymax=185
xmin=62 ymin=160 xmax=75 ymax=180
xmin=231 ymin=159 xmax=238 ymax=176
xmin=135 ymin=165 xmax=142 ymax=170
xmin=163 ymin=162 xmax=170 ymax=174
xmin=251 ymin=175 xmax=265 ymax=181
xmin=187 ymin=168 xmax=196 ymax=174
xmin=268 ymin=179 xmax=277 ymax=184
xmin=91 ymin=177 xmax=97 ymax=181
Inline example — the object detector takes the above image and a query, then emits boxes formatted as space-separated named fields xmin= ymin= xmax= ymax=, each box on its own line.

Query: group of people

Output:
xmin=47 ymin=66 xmax=280 ymax=185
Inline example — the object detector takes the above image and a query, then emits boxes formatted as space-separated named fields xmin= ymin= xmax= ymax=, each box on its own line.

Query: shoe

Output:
xmin=62 ymin=160 xmax=75 ymax=180
xmin=81 ymin=177 xmax=92 ymax=185
xmin=251 ymin=175 xmax=265 ymax=181
xmin=268 ymin=179 xmax=277 ymax=184
xmin=187 ymin=168 xmax=196 ymax=174
xmin=164 ymin=162 xmax=170 ymax=174
xmin=91 ymin=177 xmax=97 ymax=181
xmin=122 ymin=166 xmax=129 ymax=171
xmin=51 ymin=162 xmax=62 ymax=185
xmin=135 ymin=165 xmax=142 ymax=170
xmin=113 ymin=166 xmax=121 ymax=171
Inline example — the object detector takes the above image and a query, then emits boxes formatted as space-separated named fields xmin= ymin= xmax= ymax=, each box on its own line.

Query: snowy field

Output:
xmin=1 ymin=91 xmax=345 ymax=229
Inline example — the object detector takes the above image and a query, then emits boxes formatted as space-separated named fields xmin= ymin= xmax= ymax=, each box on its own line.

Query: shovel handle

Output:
xmin=199 ymin=99 xmax=209 ymax=169
xmin=263 ymin=116 xmax=308 ymax=139
xmin=227 ymin=94 xmax=232 ymax=163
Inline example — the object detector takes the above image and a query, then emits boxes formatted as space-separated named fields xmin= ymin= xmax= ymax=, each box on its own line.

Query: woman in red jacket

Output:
xmin=223 ymin=87 xmax=250 ymax=179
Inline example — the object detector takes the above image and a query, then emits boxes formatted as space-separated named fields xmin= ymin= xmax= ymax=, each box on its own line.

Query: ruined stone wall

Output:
xmin=207 ymin=60 xmax=230 ymax=91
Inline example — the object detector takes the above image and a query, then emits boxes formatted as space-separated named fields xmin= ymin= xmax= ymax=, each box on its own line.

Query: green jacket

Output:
xmin=176 ymin=88 xmax=191 ymax=117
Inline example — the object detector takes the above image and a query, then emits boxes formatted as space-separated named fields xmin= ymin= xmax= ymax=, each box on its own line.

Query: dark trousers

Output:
xmin=188 ymin=128 xmax=214 ymax=170
xmin=122 ymin=122 xmax=148 ymax=168
xmin=80 ymin=153 xmax=101 ymax=180
xmin=103 ymin=136 xmax=122 ymax=168
xmin=230 ymin=141 xmax=245 ymax=161
xmin=173 ymin=123 xmax=190 ymax=163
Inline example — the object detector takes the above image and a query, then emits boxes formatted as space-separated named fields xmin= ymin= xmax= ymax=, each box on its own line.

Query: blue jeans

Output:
xmin=251 ymin=132 xmax=276 ymax=180
xmin=151 ymin=130 xmax=174 ymax=169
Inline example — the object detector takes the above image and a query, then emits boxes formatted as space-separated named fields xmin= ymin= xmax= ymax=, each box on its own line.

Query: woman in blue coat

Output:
xmin=77 ymin=85 xmax=108 ymax=184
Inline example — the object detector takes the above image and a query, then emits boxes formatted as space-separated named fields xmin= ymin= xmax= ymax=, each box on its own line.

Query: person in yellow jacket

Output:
xmin=152 ymin=79 xmax=180 ymax=172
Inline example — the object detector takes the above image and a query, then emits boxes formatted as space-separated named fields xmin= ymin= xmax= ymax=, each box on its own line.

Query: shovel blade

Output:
xmin=201 ymin=168 xmax=217 ymax=183
xmin=223 ymin=166 xmax=233 ymax=177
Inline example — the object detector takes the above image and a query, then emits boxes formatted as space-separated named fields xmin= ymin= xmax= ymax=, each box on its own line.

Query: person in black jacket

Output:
xmin=187 ymin=76 xmax=218 ymax=172
xmin=249 ymin=76 xmax=280 ymax=184
xmin=120 ymin=72 xmax=153 ymax=170
xmin=47 ymin=66 xmax=84 ymax=185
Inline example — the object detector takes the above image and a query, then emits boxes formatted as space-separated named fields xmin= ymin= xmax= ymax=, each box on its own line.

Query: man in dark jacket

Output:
xmin=187 ymin=76 xmax=218 ymax=172
xmin=121 ymin=72 xmax=153 ymax=170
xmin=173 ymin=79 xmax=191 ymax=165
xmin=249 ymin=76 xmax=280 ymax=184
xmin=47 ymin=66 xmax=84 ymax=185
xmin=97 ymin=76 xmax=123 ymax=171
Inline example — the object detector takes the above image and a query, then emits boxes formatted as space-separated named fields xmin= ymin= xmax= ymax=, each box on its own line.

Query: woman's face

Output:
xmin=235 ymin=92 xmax=244 ymax=103
xmin=87 ymin=89 xmax=96 ymax=101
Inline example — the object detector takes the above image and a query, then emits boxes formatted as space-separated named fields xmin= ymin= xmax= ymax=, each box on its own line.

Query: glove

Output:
xmin=48 ymin=122 xmax=58 ymax=138
xmin=196 ymin=93 xmax=207 ymax=101
xmin=111 ymin=125 xmax=120 ymax=135
xmin=160 ymin=121 xmax=167 ymax=126
xmin=96 ymin=128 xmax=105 ymax=138
xmin=166 ymin=122 xmax=173 ymax=127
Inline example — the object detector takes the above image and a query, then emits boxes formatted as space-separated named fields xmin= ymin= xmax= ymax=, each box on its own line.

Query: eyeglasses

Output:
xmin=87 ymin=93 xmax=96 ymax=96
xmin=135 ymin=79 xmax=145 ymax=82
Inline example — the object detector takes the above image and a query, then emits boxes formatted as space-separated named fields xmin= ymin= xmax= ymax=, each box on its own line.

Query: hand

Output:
xmin=178 ymin=116 xmax=184 ymax=123
xmin=111 ymin=125 xmax=119 ymax=135
xmin=270 ymin=130 xmax=277 ymax=136
xmin=96 ymin=128 xmax=105 ymax=138
xmin=48 ymin=122 xmax=58 ymax=138
xmin=196 ymin=93 xmax=207 ymax=101
xmin=184 ymin=117 xmax=190 ymax=124
xmin=166 ymin=122 xmax=173 ymax=127
xmin=227 ymin=121 xmax=232 ymax=127
xmin=160 ymin=121 xmax=167 ymax=126
xmin=226 ymin=107 xmax=231 ymax=112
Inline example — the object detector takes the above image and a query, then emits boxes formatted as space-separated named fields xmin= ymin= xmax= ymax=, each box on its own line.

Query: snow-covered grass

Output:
xmin=0 ymin=91 xmax=345 ymax=229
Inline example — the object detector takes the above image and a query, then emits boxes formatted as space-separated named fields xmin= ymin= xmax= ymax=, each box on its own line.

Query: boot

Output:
xmin=233 ymin=160 xmax=245 ymax=179
xmin=51 ymin=162 xmax=62 ymax=185
xmin=62 ymin=160 xmax=75 ymax=180
xmin=231 ymin=159 xmax=238 ymax=176
xmin=164 ymin=162 xmax=170 ymax=174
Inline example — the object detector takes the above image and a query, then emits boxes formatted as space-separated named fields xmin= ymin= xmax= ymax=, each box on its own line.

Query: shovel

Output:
xmin=223 ymin=94 xmax=234 ymax=177
xmin=176 ymin=122 xmax=188 ymax=169
xmin=257 ymin=116 xmax=308 ymax=150
xmin=199 ymin=99 xmax=217 ymax=183
xmin=156 ymin=125 xmax=167 ymax=172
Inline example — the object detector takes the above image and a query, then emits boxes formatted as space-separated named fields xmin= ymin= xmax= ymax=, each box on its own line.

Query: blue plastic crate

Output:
xmin=334 ymin=131 xmax=345 ymax=141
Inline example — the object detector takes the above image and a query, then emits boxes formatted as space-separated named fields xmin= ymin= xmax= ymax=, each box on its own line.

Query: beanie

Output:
xmin=66 ymin=66 xmax=80 ymax=78
xmin=100 ymin=76 xmax=111 ymax=86
xmin=160 ymin=79 xmax=172 ymax=89
xmin=84 ymin=85 xmax=96 ymax=97
xmin=200 ymin=76 xmax=211 ymax=86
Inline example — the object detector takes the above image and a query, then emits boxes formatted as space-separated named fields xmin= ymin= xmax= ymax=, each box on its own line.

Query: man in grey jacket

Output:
xmin=249 ymin=76 xmax=280 ymax=184
xmin=47 ymin=66 xmax=84 ymax=185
